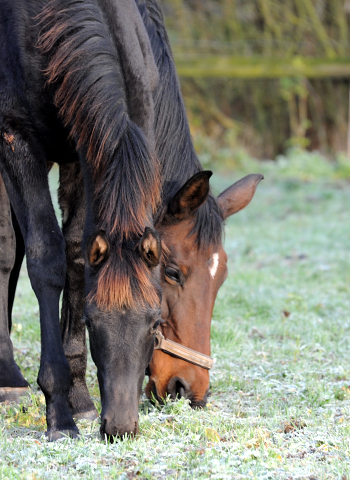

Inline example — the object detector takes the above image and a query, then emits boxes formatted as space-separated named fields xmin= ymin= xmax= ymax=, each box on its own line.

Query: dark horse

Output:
xmin=0 ymin=0 xmax=164 ymax=440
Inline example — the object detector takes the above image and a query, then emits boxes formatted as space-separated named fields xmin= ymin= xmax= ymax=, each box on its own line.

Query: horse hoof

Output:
xmin=73 ymin=409 xmax=99 ymax=421
xmin=46 ymin=427 xmax=80 ymax=441
xmin=0 ymin=387 xmax=31 ymax=403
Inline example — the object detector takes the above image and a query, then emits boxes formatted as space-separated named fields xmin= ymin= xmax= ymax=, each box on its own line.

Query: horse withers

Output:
xmin=0 ymin=0 xmax=163 ymax=440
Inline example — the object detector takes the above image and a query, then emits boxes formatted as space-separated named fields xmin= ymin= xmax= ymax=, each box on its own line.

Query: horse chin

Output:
xmin=100 ymin=420 xmax=139 ymax=442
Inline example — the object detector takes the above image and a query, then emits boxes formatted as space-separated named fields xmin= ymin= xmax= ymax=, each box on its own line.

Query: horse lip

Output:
xmin=100 ymin=416 xmax=139 ymax=441
xmin=167 ymin=376 xmax=190 ymax=400
xmin=189 ymin=395 xmax=208 ymax=409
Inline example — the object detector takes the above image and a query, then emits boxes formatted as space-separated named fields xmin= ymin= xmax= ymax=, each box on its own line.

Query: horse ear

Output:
xmin=139 ymin=227 xmax=161 ymax=267
xmin=217 ymin=174 xmax=263 ymax=220
xmin=168 ymin=171 xmax=212 ymax=220
xmin=88 ymin=231 xmax=110 ymax=267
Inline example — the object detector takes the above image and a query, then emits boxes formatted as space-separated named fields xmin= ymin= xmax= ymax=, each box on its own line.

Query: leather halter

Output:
xmin=154 ymin=330 xmax=214 ymax=370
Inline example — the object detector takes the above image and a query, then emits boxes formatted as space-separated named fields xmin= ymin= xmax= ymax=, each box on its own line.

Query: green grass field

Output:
xmin=1 ymin=150 xmax=350 ymax=479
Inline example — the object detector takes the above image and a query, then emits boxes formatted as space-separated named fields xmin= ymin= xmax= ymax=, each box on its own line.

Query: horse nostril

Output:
xmin=177 ymin=380 xmax=186 ymax=398
xmin=100 ymin=418 xmax=109 ymax=441
xmin=167 ymin=376 xmax=189 ymax=400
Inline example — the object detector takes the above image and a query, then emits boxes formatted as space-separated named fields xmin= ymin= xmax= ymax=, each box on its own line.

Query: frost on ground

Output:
xmin=1 ymin=155 xmax=350 ymax=479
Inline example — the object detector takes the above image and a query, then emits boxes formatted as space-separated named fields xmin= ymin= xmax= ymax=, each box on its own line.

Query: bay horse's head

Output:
xmin=146 ymin=171 xmax=263 ymax=407
xmin=83 ymin=227 xmax=162 ymax=440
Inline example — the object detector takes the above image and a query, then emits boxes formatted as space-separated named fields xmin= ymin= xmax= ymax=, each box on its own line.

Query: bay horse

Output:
xmin=0 ymin=0 xmax=164 ymax=440
xmin=137 ymin=0 xmax=263 ymax=407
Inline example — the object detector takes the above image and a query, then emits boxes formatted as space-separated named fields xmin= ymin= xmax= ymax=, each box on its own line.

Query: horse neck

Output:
xmin=138 ymin=0 xmax=224 ymax=244
xmin=137 ymin=1 xmax=201 ymax=188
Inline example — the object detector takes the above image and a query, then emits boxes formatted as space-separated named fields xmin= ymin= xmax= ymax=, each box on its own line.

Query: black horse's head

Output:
xmin=84 ymin=228 xmax=162 ymax=440
xmin=38 ymin=0 xmax=164 ymax=441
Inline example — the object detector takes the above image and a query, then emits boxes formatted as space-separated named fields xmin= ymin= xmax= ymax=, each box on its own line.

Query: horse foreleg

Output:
xmin=0 ymin=136 xmax=78 ymax=440
xmin=59 ymin=163 xmax=98 ymax=421
xmin=0 ymin=175 xmax=30 ymax=403
xmin=8 ymin=162 xmax=52 ymax=331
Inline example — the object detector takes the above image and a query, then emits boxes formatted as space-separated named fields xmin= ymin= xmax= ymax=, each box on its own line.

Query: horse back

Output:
xmin=0 ymin=1 xmax=76 ymax=165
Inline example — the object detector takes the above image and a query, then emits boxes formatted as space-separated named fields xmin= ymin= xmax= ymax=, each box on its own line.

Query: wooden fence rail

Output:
xmin=174 ymin=55 xmax=350 ymax=78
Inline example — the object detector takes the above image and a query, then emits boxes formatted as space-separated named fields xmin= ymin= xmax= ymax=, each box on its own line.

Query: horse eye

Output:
xmin=82 ymin=316 xmax=93 ymax=332
xmin=164 ymin=267 xmax=181 ymax=285
xmin=150 ymin=319 xmax=161 ymax=334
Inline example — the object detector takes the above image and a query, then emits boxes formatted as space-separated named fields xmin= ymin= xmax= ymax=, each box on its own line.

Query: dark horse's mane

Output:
xmin=137 ymin=0 xmax=224 ymax=248
xmin=38 ymin=0 xmax=160 ymax=238
xmin=38 ymin=0 xmax=161 ymax=309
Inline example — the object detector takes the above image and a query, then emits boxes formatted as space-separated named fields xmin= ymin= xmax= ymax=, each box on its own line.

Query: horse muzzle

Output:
xmin=100 ymin=408 xmax=139 ymax=441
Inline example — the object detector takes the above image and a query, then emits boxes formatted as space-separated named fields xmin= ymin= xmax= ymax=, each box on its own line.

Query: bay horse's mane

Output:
xmin=137 ymin=0 xmax=224 ymax=248
xmin=38 ymin=0 xmax=162 ymax=309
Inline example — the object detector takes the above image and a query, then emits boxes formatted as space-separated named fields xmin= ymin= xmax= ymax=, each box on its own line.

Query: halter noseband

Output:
xmin=154 ymin=330 xmax=214 ymax=370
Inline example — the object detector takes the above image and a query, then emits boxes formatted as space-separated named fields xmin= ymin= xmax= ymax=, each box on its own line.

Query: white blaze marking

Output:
xmin=209 ymin=253 xmax=219 ymax=279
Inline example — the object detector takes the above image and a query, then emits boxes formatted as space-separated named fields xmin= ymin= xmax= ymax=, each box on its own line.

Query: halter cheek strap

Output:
xmin=154 ymin=330 xmax=214 ymax=370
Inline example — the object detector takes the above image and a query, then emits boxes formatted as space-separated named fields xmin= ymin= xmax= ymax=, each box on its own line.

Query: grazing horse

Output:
xmin=137 ymin=0 xmax=263 ymax=407
xmin=0 ymin=0 xmax=163 ymax=440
